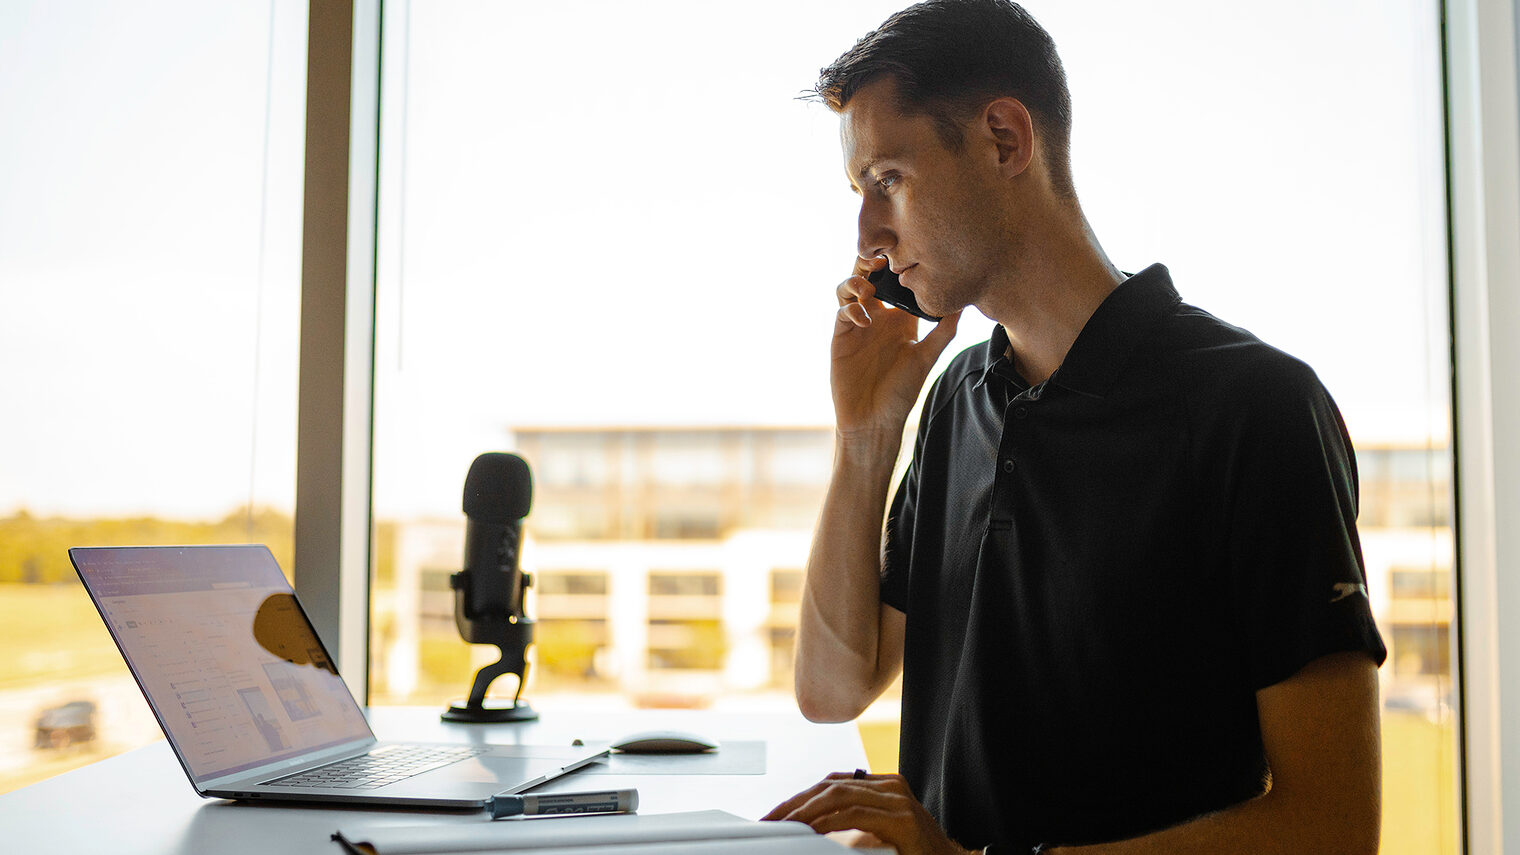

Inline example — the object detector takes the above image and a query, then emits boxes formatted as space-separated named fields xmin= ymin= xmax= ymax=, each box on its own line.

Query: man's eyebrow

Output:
xmin=844 ymin=158 xmax=875 ymax=195
xmin=855 ymin=157 xmax=885 ymax=183
xmin=848 ymin=155 xmax=898 ymax=193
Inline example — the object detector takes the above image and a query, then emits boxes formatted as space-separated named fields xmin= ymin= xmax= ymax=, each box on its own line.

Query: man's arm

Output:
xmin=770 ymin=651 xmax=1380 ymax=855
xmin=1052 ymin=650 xmax=1382 ymax=855
xmin=792 ymin=257 xmax=960 ymax=723
xmin=793 ymin=439 xmax=908 ymax=722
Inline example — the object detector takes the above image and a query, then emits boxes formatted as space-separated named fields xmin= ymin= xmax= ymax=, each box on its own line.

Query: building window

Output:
xmin=649 ymin=573 xmax=722 ymax=598
xmin=770 ymin=569 xmax=804 ymax=605
xmin=1392 ymin=624 xmax=1451 ymax=679
xmin=538 ymin=572 xmax=609 ymax=597
xmin=1390 ymin=567 xmax=1452 ymax=601
xmin=647 ymin=619 xmax=726 ymax=671
xmin=535 ymin=619 xmax=610 ymax=683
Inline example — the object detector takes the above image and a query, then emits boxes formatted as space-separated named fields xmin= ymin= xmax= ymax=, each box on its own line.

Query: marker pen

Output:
xmin=486 ymin=788 xmax=639 ymax=819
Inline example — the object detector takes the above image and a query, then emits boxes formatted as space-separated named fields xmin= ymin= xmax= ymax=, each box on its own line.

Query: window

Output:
xmin=771 ymin=570 xmax=804 ymax=605
xmin=1392 ymin=625 xmax=1452 ymax=680
xmin=537 ymin=572 xmax=609 ymax=597
xmin=0 ymin=0 xmax=306 ymax=793
xmin=366 ymin=3 xmax=1456 ymax=851
xmin=647 ymin=619 xmax=726 ymax=671
xmin=2 ymin=4 xmax=1477 ymax=846
xmin=1392 ymin=567 xmax=1453 ymax=601
xmin=768 ymin=626 xmax=798 ymax=685
xmin=535 ymin=619 xmax=611 ymax=684
xmin=649 ymin=573 xmax=722 ymax=598
xmin=767 ymin=570 xmax=805 ymax=685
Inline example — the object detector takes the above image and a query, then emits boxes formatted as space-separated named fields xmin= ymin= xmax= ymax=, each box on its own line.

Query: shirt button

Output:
xmin=1014 ymin=405 xmax=1029 ymax=419
xmin=1002 ymin=459 xmax=1016 ymax=473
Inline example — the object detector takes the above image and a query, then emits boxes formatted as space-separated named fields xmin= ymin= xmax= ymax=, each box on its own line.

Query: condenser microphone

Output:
xmin=455 ymin=452 xmax=532 ymax=642
xmin=444 ymin=452 xmax=539 ymax=723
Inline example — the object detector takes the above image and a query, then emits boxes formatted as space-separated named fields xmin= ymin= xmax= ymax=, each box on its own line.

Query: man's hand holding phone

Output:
xmin=831 ymin=256 xmax=961 ymax=449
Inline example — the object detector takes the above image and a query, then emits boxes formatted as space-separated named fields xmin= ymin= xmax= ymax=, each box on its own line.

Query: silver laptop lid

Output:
xmin=69 ymin=545 xmax=376 ymax=786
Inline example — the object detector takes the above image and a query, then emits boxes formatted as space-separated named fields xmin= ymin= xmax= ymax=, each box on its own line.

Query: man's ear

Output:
xmin=982 ymin=97 xmax=1035 ymax=178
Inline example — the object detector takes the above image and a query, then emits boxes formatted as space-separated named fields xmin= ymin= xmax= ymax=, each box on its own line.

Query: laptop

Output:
xmin=68 ymin=544 xmax=607 ymax=808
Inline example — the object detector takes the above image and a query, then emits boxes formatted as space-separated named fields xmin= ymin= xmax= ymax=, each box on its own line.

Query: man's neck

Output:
xmin=981 ymin=209 xmax=1122 ymax=386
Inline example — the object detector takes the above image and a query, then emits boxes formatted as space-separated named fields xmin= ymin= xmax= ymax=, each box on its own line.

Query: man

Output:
xmin=761 ymin=2 xmax=1386 ymax=853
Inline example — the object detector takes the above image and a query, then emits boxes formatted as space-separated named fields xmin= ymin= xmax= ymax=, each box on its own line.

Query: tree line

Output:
xmin=0 ymin=508 xmax=296 ymax=585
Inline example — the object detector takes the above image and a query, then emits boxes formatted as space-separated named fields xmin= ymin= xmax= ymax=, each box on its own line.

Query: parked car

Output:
xmin=33 ymin=700 xmax=97 ymax=749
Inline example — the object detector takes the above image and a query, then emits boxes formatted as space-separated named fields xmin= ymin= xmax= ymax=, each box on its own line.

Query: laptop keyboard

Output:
xmin=265 ymin=744 xmax=489 ymax=789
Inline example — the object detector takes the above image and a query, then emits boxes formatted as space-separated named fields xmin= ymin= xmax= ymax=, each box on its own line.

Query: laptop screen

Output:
xmin=71 ymin=545 xmax=375 ymax=783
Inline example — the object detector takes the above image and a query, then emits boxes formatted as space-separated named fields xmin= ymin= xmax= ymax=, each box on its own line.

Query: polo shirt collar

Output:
xmin=975 ymin=263 xmax=1182 ymax=399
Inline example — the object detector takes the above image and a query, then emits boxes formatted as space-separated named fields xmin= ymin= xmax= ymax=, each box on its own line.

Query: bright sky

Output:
xmin=0 ymin=0 xmax=1448 ymax=520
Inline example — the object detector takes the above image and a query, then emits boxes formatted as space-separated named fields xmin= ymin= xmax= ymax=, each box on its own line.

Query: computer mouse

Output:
xmin=610 ymin=729 xmax=720 ymax=754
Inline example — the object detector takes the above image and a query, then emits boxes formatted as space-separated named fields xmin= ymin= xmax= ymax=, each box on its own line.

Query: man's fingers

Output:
xmin=806 ymin=802 xmax=904 ymax=834
xmin=760 ymin=772 xmax=887 ymax=821
xmin=761 ymin=771 xmax=877 ymax=821
xmin=782 ymin=786 xmax=924 ymax=853
xmin=853 ymin=255 xmax=889 ymax=280
xmin=764 ymin=774 xmax=962 ymax=855
xmin=806 ymin=803 xmax=917 ymax=850
xmin=836 ymin=301 xmax=871 ymax=331
xmin=837 ymin=276 xmax=880 ymax=308
xmin=915 ymin=309 xmax=963 ymax=362
xmin=760 ymin=779 xmax=835 ymax=821
xmin=760 ymin=788 xmax=818 ymax=822
xmin=775 ymin=777 xmax=911 ymax=825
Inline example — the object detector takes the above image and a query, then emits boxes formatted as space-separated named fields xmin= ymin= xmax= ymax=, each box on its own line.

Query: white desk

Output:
xmin=0 ymin=706 xmax=868 ymax=854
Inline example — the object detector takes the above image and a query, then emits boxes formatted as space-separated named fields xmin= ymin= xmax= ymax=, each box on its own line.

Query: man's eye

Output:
xmin=876 ymin=174 xmax=899 ymax=189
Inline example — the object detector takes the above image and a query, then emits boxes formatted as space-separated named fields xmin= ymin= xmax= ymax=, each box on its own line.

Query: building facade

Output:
xmin=374 ymin=427 xmax=1453 ymax=714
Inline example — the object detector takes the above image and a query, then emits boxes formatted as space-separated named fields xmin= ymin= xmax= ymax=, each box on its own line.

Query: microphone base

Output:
xmin=441 ymin=699 xmax=539 ymax=724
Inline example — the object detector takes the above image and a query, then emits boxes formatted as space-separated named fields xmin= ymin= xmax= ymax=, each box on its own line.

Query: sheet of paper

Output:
xmin=334 ymin=810 xmax=816 ymax=854
xmin=416 ymin=836 xmax=849 ymax=855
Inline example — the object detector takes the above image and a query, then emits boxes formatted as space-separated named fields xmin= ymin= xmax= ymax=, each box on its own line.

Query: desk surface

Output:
xmin=0 ymin=706 xmax=867 ymax=854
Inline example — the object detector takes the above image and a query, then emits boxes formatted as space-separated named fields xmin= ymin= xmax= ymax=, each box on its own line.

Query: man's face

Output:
xmin=839 ymin=77 xmax=1009 ymax=318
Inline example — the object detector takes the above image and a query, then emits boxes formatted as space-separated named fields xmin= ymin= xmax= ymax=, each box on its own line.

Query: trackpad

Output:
xmin=451 ymin=746 xmax=605 ymax=784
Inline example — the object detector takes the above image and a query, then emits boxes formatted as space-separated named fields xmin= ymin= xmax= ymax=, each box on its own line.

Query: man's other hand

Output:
xmin=763 ymin=770 xmax=975 ymax=855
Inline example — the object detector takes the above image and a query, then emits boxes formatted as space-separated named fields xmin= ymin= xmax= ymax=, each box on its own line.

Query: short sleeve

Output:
xmin=1220 ymin=362 xmax=1388 ymax=690
xmin=881 ymin=463 xmax=916 ymax=614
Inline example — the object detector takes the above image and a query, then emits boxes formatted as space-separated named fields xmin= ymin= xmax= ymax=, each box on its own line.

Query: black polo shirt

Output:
xmin=880 ymin=263 xmax=1386 ymax=850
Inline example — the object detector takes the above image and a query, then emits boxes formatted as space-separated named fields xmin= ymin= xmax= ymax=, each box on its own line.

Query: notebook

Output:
xmin=68 ymin=544 xmax=606 ymax=808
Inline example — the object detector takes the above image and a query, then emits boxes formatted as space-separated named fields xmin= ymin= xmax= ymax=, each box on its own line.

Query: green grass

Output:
xmin=860 ymin=712 xmax=1457 ymax=854
xmin=0 ymin=583 xmax=125 ymax=686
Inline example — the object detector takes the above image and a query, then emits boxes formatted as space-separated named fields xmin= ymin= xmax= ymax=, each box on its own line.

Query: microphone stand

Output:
xmin=442 ymin=579 xmax=539 ymax=723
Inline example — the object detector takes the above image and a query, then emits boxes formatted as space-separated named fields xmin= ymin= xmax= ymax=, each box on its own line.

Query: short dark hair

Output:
xmin=812 ymin=0 xmax=1075 ymax=197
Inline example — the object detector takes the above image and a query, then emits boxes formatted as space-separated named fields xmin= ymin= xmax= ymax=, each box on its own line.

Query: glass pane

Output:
xmin=0 ymin=0 xmax=307 ymax=793
xmin=371 ymin=2 xmax=1455 ymax=852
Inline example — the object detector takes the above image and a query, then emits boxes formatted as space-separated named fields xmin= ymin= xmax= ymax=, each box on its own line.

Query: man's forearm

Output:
xmin=1047 ymin=787 xmax=1376 ymax=855
xmin=1050 ymin=653 xmax=1381 ymax=855
xmin=793 ymin=432 xmax=904 ymax=722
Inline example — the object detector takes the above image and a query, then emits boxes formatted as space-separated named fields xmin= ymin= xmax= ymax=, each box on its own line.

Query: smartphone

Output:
xmin=867 ymin=266 xmax=942 ymax=322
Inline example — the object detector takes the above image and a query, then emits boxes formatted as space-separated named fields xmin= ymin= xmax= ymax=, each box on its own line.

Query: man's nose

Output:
xmin=857 ymin=199 xmax=894 ymax=261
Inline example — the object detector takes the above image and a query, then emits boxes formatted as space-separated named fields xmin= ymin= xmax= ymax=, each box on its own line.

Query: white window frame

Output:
xmin=295 ymin=0 xmax=381 ymax=700
xmin=1450 ymin=0 xmax=1520 ymax=850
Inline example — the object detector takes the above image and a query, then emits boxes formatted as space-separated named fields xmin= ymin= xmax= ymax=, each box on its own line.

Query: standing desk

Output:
xmin=0 ymin=706 xmax=870 ymax=854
